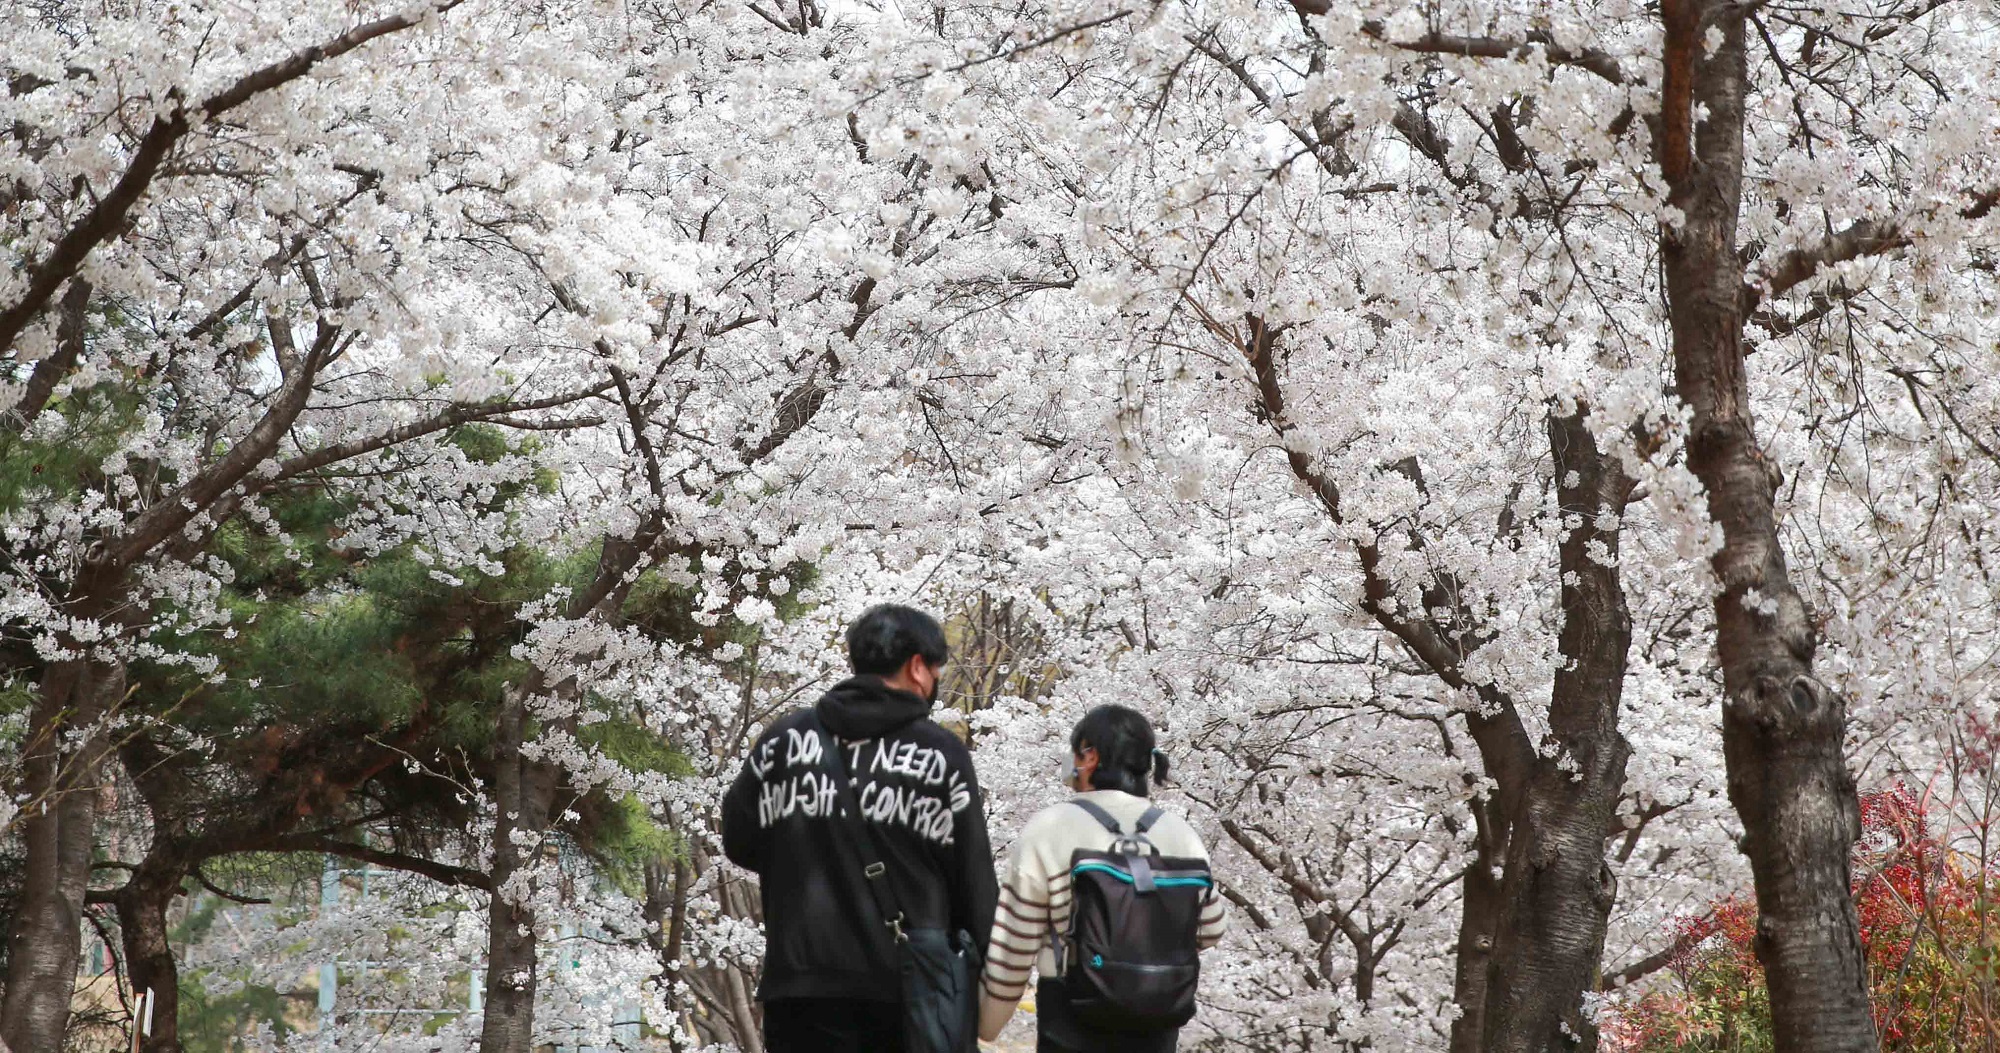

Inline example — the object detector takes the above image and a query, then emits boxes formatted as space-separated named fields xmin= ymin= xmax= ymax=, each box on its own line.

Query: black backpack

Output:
xmin=1055 ymin=799 xmax=1213 ymax=1031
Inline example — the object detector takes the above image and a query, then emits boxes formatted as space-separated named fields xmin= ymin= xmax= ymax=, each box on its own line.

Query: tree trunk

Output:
xmin=116 ymin=863 xmax=187 ymax=1053
xmin=1658 ymin=4 xmax=1877 ymax=1050
xmin=110 ymin=731 xmax=218 ymax=1053
xmin=477 ymin=692 xmax=556 ymax=1053
xmin=1478 ymin=411 xmax=1633 ymax=1053
xmin=2 ymin=657 xmax=123 ymax=1053
xmin=1449 ymin=836 xmax=1505 ymax=1053
xmin=474 ymin=528 xmax=659 ymax=1052
xmin=715 ymin=863 xmax=764 ymax=1049
xmin=644 ymin=856 xmax=696 ymax=1052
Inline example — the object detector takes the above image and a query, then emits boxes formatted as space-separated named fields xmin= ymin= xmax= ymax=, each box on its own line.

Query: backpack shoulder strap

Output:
xmin=1070 ymin=798 xmax=1125 ymax=837
xmin=1134 ymin=805 xmax=1166 ymax=834
xmin=808 ymin=711 xmax=910 ymax=944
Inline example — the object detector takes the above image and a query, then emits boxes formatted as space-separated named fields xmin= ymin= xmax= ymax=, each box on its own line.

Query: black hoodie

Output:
xmin=721 ymin=676 xmax=998 ymax=1003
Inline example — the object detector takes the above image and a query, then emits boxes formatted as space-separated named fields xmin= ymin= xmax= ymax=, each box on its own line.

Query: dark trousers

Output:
xmin=763 ymin=997 xmax=903 ymax=1053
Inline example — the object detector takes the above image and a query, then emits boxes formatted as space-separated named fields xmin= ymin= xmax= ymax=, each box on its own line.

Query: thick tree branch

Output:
xmin=1216 ymin=883 xmax=1275 ymax=932
xmin=1392 ymin=104 xmax=1465 ymax=188
xmin=1758 ymin=218 xmax=1906 ymax=301
xmin=109 ymin=321 xmax=340 ymax=566
xmin=736 ymin=276 xmax=872 ymax=464
xmin=184 ymin=164 xmax=382 ymax=346
xmin=1368 ymin=21 xmax=1627 ymax=86
xmin=1751 ymin=285 xmax=1854 ymax=338
xmin=1967 ymin=187 xmax=2000 ymax=221
xmin=1749 ymin=185 xmax=2000 ymax=310
xmin=266 ymin=835 xmax=491 ymax=891
xmin=1219 ymin=818 xmax=1329 ymax=906
xmin=1274 ymin=5 xmax=1628 ymax=85
xmin=197 ymin=1 xmax=468 ymax=119
xmin=2 ymin=279 xmax=89 ymax=437
xmin=0 ymin=112 xmax=185 ymax=356
xmin=1599 ymin=924 xmax=1705 ymax=990
xmin=269 ymin=381 xmax=619 ymax=483
xmin=611 ymin=366 xmax=668 ymax=500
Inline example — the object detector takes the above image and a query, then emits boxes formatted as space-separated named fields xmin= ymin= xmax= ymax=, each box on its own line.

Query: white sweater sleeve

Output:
xmin=979 ymin=827 xmax=1059 ymax=1041
xmin=1197 ymin=886 xmax=1229 ymax=948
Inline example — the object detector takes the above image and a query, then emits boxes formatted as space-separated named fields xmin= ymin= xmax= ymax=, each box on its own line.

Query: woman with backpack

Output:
xmin=978 ymin=705 xmax=1229 ymax=1052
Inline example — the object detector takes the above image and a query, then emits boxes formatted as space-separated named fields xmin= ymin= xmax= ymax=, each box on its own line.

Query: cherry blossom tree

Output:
xmin=6 ymin=0 xmax=1999 ymax=1050
xmin=0 ymin=2 xmax=628 ymax=1046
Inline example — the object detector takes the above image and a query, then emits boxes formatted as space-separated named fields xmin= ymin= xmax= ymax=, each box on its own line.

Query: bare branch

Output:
xmin=1184 ymin=33 xmax=1355 ymax=180
xmin=856 ymin=10 xmax=1134 ymax=106
xmin=0 ymin=0 xmax=465 ymax=355
xmin=266 ymin=381 xmax=617 ymax=484
xmin=1599 ymin=924 xmax=1706 ymax=990
xmin=195 ymin=869 xmax=272 ymax=906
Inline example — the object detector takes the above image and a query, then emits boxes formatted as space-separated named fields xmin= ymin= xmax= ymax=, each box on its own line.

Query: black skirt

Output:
xmin=1034 ymin=976 xmax=1178 ymax=1053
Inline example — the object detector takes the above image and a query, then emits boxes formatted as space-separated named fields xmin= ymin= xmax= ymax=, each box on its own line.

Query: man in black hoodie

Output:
xmin=722 ymin=604 xmax=998 ymax=1052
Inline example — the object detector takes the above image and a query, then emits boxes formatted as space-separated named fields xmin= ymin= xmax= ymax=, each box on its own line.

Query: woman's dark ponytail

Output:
xmin=1071 ymin=704 xmax=1166 ymax=797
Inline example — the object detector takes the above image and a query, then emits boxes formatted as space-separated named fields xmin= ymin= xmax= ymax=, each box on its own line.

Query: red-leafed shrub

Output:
xmin=1605 ymin=786 xmax=2000 ymax=1052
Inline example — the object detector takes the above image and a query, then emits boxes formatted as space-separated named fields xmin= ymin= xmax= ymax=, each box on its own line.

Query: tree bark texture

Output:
xmin=1 ymin=657 xmax=124 ymax=1053
xmin=2 ymin=279 xmax=89 ymax=438
xmin=477 ymin=692 xmax=556 ymax=1053
xmin=115 ymin=737 xmax=190 ymax=1053
xmin=1478 ymin=412 xmax=1632 ymax=1053
xmin=1658 ymin=4 xmax=1877 ymax=1050
xmin=477 ymin=539 xmax=650 ymax=1053
xmin=115 ymin=864 xmax=186 ymax=1053
xmin=644 ymin=857 xmax=694 ymax=1052
xmin=1449 ymin=838 xmax=1505 ymax=1053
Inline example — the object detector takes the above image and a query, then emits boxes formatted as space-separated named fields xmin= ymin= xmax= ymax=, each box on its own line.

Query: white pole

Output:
xmin=141 ymin=988 xmax=154 ymax=1037
xmin=319 ymin=855 xmax=338 ymax=1045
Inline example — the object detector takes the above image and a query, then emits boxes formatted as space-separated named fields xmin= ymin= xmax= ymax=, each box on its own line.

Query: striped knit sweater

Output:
xmin=978 ymin=790 xmax=1228 ymax=1042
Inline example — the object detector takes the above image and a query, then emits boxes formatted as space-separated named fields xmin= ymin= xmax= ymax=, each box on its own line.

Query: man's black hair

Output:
xmin=1071 ymin=704 xmax=1171 ymax=797
xmin=846 ymin=604 xmax=950 ymax=676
